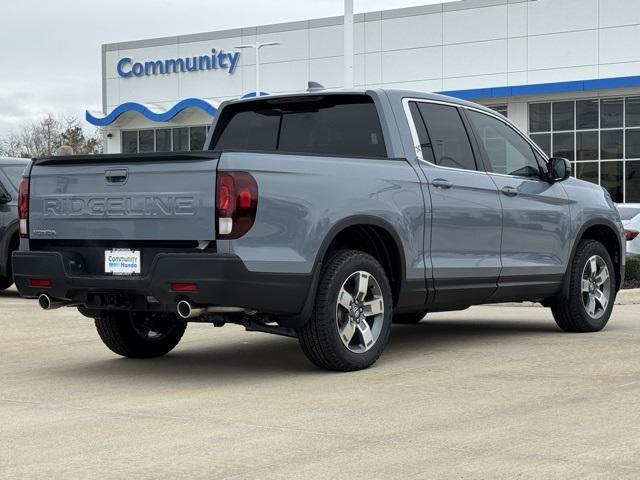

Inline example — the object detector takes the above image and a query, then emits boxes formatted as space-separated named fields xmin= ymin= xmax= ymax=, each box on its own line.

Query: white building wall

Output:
xmin=101 ymin=0 xmax=640 ymax=149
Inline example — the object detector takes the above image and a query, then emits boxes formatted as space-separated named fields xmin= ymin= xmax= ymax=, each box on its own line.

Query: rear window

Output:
xmin=210 ymin=95 xmax=387 ymax=158
xmin=617 ymin=207 xmax=640 ymax=221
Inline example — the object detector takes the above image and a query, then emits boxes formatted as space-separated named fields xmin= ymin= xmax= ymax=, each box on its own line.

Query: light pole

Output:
xmin=235 ymin=41 xmax=280 ymax=97
xmin=344 ymin=0 xmax=354 ymax=89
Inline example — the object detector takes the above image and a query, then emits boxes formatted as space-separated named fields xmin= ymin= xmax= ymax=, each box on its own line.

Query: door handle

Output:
xmin=431 ymin=178 xmax=453 ymax=189
xmin=501 ymin=186 xmax=518 ymax=197
xmin=105 ymin=168 xmax=128 ymax=184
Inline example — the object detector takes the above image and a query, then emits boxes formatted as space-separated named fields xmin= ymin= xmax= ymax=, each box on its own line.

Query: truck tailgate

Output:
xmin=28 ymin=153 xmax=218 ymax=241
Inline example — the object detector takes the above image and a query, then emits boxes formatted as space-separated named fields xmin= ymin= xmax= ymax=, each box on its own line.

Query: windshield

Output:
xmin=0 ymin=165 xmax=26 ymax=190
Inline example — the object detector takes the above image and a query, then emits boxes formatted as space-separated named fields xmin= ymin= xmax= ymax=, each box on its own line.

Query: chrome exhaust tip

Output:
xmin=177 ymin=300 xmax=201 ymax=319
xmin=177 ymin=300 xmax=244 ymax=319
xmin=38 ymin=293 xmax=66 ymax=310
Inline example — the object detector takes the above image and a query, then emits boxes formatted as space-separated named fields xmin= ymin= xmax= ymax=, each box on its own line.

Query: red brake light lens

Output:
xmin=625 ymin=229 xmax=639 ymax=241
xmin=30 ymin=279 xmax=51 ymax=288
xmin=216 ymin=172 xmax=258 ymax=239
xmin=170 ymin=282 xmax=198 ymax=292
xmin=18 ymin=177 xmax=29 ymax=238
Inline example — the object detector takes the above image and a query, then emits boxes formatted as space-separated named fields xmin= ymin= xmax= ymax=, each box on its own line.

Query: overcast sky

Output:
xmin=0 ymin=0 xmax=452 ymax=136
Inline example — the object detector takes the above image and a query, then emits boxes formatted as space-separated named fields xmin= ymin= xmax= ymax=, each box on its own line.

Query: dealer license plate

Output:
xmin=105 ymin=249 xmax=141 ymax=275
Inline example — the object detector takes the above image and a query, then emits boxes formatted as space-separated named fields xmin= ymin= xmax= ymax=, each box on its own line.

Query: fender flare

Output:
xmin=280 ymin=215 xmax=409 ymax=328
xmin=559 ymin=217 xmax=625 ymax=300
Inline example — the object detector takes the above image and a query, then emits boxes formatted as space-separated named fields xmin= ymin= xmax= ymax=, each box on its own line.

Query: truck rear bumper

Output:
xmin=12 ymin=251 xmax=311 ymax=316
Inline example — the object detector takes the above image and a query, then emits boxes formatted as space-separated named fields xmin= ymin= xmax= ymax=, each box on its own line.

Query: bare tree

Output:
xmin=0 ymin=115 xmax=102 ymax=158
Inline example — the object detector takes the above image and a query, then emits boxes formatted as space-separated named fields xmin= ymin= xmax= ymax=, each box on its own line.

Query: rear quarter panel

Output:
xmin=217 ymin=152 xmax=427 ymax=284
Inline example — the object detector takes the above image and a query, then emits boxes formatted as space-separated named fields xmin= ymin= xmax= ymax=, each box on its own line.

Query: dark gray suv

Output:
xmin=0 ymin=158 xmax=28 ymax=290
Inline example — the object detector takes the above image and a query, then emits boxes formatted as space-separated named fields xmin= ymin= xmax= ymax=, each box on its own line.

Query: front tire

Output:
xmin=551 ymin=239 xmax=616 ymax=333
xmin=298 ymin=250 xmax=393 ymax=371
xmin=95 ymin=311 xmax=187 ymax=358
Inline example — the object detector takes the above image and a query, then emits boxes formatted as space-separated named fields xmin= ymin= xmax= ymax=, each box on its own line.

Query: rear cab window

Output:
xmin=209 ymin=94 xmax=387 ymax=158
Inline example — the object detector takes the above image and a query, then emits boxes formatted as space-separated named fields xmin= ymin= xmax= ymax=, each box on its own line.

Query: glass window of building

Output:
xmin=628 ymin=161 xmax=640 ymax=202
xmin=576 ymin=131 xmax=598 ymax=160
xmin=553 ymin=102 xmax=574 ymax=131
xmin=172 ymin=128 xmax=190 ymax=152
xmin=156 ymin=129 xmax=172 ymax=152
xmin=189 ymin=126 xmax=207 ymax=151
xmin=601 ymin=98 xmax=623 ymax=128
xmin=626 ymin=97 xmax=640 ymax=128
xmin=553 ymin=132 xmax=574 ymax=161
xmin=139 ymin=130 xmax=155 ymax=153
xmin=576 ymin=100 xmax=598 ymax=130
xmin=122 ymin=131 xmax=138 ymax=153
xmin=529 ymin=103 xmax=551 ymax=133
xmin=121 ymin=126 xmax=209 ymax=154
xmin=528 ymin=96 xmax=640 ymax=203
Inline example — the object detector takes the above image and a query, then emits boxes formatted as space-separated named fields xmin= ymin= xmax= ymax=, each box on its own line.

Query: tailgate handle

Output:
xmin=105 ymin=168 xmax=128 ymax=184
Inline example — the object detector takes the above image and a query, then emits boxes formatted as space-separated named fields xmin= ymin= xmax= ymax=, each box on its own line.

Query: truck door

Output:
xmin=463 ymin=108 xmax=572 ymax=300
xmin=405 ymin=100 xmax=502 ymax=306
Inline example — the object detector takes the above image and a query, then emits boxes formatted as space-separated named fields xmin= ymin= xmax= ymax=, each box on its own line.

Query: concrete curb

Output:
xmin=493 ymin=288 xmax=640 ymax=308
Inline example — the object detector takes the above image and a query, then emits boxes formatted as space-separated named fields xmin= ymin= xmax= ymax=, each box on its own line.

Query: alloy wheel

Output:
xmin=581 ymin=255 xmax=611 ymax=320
xmin=335 ymin=270 xmax=385 ymax=353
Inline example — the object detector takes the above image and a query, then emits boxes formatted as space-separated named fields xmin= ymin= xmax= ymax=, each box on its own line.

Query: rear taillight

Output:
xmin=216 ymin=171 xmax=258 ymax=239
xmin=18 ymin=177 xmax=29 ymax=238
xmin=625 ymin=229 xmax=639 ymax=241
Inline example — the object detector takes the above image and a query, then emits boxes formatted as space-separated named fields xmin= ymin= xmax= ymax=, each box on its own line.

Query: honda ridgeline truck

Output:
xmin=12 ymin=90 xmax=626 ymax=371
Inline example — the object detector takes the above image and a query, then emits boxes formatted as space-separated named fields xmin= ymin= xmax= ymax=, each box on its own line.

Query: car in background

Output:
xmin=0 ymin=157 xmax=29 ymax=290
xmin=617 ymin=204 xmax=640 ymax=256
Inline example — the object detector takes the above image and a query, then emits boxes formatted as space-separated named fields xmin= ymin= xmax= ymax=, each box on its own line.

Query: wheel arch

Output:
xmin=561 ymin=218 xmax=624 ymax=299
xmin=316 ymin=216 xmax=408 ymax=307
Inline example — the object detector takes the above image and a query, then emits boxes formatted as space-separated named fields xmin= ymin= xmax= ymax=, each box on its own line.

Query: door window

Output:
xmin=410 ymin=102 xmax=478 ymax=171
xmin=467 ymin=110 xmax=542 ymax=178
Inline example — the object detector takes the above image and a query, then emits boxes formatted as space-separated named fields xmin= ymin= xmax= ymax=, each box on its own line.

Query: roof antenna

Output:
xmin=307 ymin=81 xmax=325 ymax=92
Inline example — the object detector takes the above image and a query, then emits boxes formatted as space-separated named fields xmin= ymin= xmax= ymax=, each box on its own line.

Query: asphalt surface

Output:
xmin=1 ymin=287 xmax=639 ymax=479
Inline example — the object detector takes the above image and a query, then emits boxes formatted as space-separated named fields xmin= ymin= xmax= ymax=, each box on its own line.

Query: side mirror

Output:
xmin=547 ymin=157 xmax=571 ymax=183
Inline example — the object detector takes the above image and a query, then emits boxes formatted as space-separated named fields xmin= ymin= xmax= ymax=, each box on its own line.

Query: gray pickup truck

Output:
xmin=13 ymin=90 xmax=626 ymax=371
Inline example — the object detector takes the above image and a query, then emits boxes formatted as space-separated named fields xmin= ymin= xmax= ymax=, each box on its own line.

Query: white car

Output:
xmin=617 ymin=204 xmax=640 ymax=256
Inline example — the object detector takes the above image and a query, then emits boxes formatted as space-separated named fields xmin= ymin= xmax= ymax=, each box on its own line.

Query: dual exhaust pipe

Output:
xmin=38 ymin=294 xmax=241 ymax=320
xmin=176 ymin=300 xmax=244 ymax=319
xmin=38 ymin=294 xmax=68 ymax=310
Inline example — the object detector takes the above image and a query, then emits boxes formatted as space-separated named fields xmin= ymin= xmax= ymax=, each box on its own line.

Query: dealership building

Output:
xmin=90 ymin=0 xmax=640 ymax=203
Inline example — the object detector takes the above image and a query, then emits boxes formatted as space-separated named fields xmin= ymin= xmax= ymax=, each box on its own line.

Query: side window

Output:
xmin=467 ymin=110 xmax=542 ymax=178
xmin=408 ymin=102 xmax=436 ymax=164
xmin=413 ymin=102 xmax=477 ymax=171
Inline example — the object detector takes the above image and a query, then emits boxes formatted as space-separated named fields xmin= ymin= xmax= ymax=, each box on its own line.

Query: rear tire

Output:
xmin=298 ymin=250 xmax=392 ymax=371
xmin=551 ymin=239 xmax=615 ymax=333
xmin=95 ymin=311 xmax=187 ymax=358
xmin=393 ymin=311 xmax=427 ymax=324
xmin=0 ymin=275 xmax=13 ymax=291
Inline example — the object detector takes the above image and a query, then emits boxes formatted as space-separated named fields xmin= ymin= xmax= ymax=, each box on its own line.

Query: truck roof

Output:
xmin=221 ymin=87 xmax=498 ymax=116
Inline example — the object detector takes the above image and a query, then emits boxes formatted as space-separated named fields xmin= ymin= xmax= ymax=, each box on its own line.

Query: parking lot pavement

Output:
xmin=1 ymin=289 xmax=639 ymax=480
